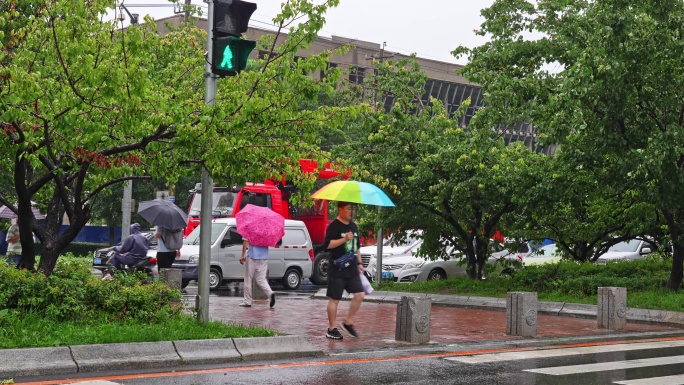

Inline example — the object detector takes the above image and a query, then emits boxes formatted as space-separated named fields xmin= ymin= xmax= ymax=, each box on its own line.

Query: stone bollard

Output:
xmin=160 ymin=268 xmax=182 ymax=290
xmin=506 ymin=292 xmax=538 ymax=337
xmin=395 ymin=296 xmax=431 ymax=344
xmin=160 ymin=268 xmax=183 ymax=302
xmin=597 ymin=287 xmax=627 ymax=330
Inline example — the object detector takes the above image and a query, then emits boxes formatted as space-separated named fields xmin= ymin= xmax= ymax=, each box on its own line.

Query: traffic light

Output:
xmin=212 ymin=0 xmax=257 ymax=77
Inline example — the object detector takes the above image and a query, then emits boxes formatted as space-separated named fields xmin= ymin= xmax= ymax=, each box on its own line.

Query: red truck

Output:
xmin=184 ymin=159 xmax=347 ymax=285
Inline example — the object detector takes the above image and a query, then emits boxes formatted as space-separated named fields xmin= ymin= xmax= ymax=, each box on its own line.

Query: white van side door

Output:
xmin=218 ymin=226 xmax=245 ymax=279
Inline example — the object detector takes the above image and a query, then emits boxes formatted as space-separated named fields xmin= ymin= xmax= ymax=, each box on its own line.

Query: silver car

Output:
xmin=596 ymin=238 xmax=656 ymax=264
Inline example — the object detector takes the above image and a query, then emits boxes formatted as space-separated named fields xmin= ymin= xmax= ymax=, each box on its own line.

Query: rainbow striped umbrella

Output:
xmin=311 ymin=181 xmax=395 ymax=207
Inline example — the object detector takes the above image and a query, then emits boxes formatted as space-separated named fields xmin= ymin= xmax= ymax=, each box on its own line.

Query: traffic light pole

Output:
xmin=197 ymin=0 xmax=217 ymax=324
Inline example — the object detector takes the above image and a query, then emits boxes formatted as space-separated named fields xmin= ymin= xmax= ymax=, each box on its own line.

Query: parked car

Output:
xmin=171 ymin=218 xmax=313 ymax=290
xmin=374 ymin=241 xmax=532 ymax=283
xmin=360 ymin=230 xmax=423 ymax=275
xmin=596 ymin=238 xmax=657 ymax=264
xmin=92 ymin=231 xmax=157 ymax=271
xmin=524 ymin=243 xmax=563 ymax=266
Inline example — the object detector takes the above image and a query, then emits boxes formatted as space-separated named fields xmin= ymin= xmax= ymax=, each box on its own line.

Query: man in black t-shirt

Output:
xmin=324 ymin=201 xmax=365 ymax=340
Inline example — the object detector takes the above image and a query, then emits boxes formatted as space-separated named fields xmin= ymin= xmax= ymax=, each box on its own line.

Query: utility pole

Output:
xmin=122 ymin=180 xmax=132 ymax=239
xmin=197 ymin=0 xmax=217 ymax=324
xmin=118 ymin=3 xmax=138 ymax=241
xmin=375 ymin=206 xmax=385 ymax=287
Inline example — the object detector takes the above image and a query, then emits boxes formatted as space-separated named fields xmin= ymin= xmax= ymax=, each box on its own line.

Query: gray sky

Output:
xmin=115 ymin=0 xmax=494 ymax=65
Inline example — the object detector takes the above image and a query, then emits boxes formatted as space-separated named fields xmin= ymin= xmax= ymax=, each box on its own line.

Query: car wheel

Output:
xmin=427 ymin=268 xmax=446 ymax=281
xmin=209 ymin=267 xmax=222 ymax=291
xmin=310 ymin=252 xmax=329 ymax=286
xmin=282 ymin=268 xmax=302 ymax=290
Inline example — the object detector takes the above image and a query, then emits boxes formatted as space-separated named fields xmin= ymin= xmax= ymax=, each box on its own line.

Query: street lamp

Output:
xmin=118 ymin=3 xmax=139 ymax=25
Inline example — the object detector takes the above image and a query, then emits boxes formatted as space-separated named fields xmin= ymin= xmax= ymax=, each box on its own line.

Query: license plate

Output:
xmin=382 ymin=271 xmax=394 ymax=279
xmin=94 ymin=258 xmax=102 ymax=265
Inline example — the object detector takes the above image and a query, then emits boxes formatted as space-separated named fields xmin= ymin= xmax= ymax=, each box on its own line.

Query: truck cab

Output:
xmin=184 ymin=160 xmax=348 ymax=286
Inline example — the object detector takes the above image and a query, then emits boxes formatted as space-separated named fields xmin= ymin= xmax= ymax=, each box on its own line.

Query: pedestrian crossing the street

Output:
xmin=445 ymin=339 xmax=684 ymax=384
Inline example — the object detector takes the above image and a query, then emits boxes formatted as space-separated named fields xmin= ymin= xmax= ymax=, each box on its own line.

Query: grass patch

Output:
xmin=0 ymin=255 xmax=276 ymax=349
xmin=0 ymin=311 xmax=276 ymax=349
xmin=375 ymin=256 xmax=684 ymax=311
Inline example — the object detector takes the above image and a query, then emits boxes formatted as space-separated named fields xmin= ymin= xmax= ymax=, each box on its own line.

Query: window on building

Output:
xmin=349 ymin=66 xmax=366 ymax=84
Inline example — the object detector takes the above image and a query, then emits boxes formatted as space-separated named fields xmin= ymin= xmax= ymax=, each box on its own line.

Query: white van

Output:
xmin=172 ymin=218 xmax=314 ymax=290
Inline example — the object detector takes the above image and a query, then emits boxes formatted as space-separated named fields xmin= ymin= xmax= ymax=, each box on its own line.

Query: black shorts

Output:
xmin=326 ymin=274 xmax=364 ymax=300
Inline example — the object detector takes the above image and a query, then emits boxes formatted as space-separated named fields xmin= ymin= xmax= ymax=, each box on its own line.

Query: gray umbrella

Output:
xmin=0 ymin=205 xmax=46 ymax=220
xmin=137 ymin=199 xmax=188 ymax=229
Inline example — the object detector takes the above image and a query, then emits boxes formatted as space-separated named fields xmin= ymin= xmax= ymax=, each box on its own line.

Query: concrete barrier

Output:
xmin=69 ymin=341 xmax=180 ymax=372
xmin=598 ymin=286 xmax=627 ymax=330
xmin=0 ymin=347 xmax=76 ymax=378
xmin=395 ymin=296 xmax=431 ymax=343
xmin=506 ymin=292 xmax=537 ymax=337
xmin=233 ymin=335 xmax=323 ymax=360
xmin=174 ymin=338 xmax=241 ymax=364
xmin=160 ymin=268 xmax=183 ymax=292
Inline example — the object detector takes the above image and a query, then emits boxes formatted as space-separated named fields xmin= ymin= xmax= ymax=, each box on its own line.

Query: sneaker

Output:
xmin=270 ymin=293 xmax=276 ymax=308
xmin=326 ymin=328 xmax=343 ymax=340
xmin=340 ymin=323 xmax=358 ymax=338
xmin=238 ymin=302 xmax=252 ymax=307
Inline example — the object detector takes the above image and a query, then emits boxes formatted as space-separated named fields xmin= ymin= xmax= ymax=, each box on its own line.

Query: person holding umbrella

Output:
xmin=238 ymin=240 xmax=275 ymax=308
xmin=236 ymin=204 xmax=282 ymax=308
xmin=310 ymin=180 xmax=395 ymax=340
xmin=324 ymin=201 xmax=364 ymax=340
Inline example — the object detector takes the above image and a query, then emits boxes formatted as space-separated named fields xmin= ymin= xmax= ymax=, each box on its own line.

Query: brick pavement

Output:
xmin=206 ymin=292 xmax=679 ymax=354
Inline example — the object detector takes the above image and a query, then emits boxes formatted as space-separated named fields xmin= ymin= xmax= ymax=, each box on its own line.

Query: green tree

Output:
xmin=510 ymin=151 xmax=659 ymax=262
xmin=341 ymin=58 xmax=540 ymax=279
xmin=0 ymin=0 xmax=358 ymax=275
xmin=454 ymin=0 xmax=684 ymax=289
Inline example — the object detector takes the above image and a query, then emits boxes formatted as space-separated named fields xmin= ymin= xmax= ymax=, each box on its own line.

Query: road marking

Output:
xmin=19 ymin=336 xmax=684 ymax=385
xmin=614 ymin=374 xmax=684 ymax=384
xmin=446 ymin=339 xmax=684 ymax=364
xmin=525 ymin=354 xmax=684 ymax=375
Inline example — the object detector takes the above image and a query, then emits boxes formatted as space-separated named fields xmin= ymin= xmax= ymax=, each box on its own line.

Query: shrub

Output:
xmin=0 ymin=255 xmax=181 ymax=323
xmin=33 ymin=242 xmax=108 ymax=258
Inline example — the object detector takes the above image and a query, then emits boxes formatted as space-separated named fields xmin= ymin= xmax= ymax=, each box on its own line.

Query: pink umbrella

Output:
xmin=235 ymin=204 xmax=285 ymax=247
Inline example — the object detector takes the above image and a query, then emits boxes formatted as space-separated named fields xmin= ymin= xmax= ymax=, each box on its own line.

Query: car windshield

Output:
xmin=189 ymin=191 xmax=236 ymax=217
xmin=607 ymin=240 xmax=640 ymax=253
xmin=383 ymin=235 xmax=419 ymax=248
xmin=184 ymin=223 xmax=227 ymax=245
xmin=533 ymin=244 xmax=557 ymax=257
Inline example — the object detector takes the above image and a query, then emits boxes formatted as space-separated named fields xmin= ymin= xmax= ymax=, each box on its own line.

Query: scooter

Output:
xmin=104 ymin=254 xmax=158 ymax=283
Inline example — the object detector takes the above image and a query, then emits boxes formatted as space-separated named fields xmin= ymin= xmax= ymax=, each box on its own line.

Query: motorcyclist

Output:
xmin=103 ymin=223 xmax=150 ymax=279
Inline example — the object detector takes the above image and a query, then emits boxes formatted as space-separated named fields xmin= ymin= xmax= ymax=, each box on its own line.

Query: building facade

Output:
xmin=156 ymin=16 xmax=550 ymax=154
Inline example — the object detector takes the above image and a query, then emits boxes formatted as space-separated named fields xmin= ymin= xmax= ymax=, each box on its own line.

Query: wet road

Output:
xmin=19 ymin=336 xmax=684 ymax=384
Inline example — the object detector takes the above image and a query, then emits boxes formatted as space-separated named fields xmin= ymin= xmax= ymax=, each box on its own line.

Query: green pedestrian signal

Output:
xmin=213 ymin=36 xmax=256 ymax=76
xmin=211 ymin=0 xmax=257 ymax=77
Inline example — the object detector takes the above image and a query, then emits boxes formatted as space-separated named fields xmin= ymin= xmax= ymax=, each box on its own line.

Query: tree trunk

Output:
xmin=38 ymin=245 xmax=59 ymax=275
xmin=664 ymin=209 xmax=683 ymax=291
xmin=668 ymin=246 xmax=684 ymax=291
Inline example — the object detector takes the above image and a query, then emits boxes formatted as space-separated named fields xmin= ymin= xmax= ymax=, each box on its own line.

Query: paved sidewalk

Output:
xmin=208 ymin=289 xmax=682 ymax=354
xmin=3 ymin=289 xmax=683 ymax=379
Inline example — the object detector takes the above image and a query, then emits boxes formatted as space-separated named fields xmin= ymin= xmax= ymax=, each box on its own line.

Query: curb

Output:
xmin=0 ymin=335 xmax=322 ymax=379
xmin=312 ymin=289 xmax=684 ymax=327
